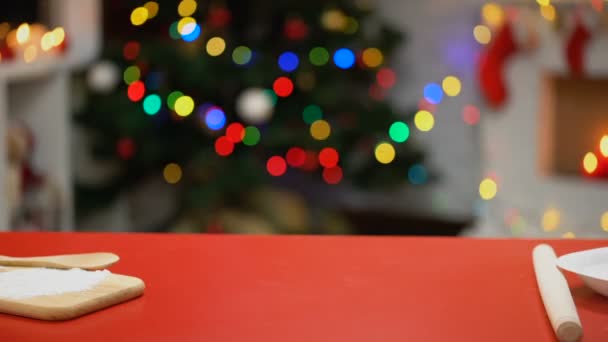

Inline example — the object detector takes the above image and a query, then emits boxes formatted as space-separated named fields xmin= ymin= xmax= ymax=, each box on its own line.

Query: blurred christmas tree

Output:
xmin=75 ymin=0 xmax=427 ymax=232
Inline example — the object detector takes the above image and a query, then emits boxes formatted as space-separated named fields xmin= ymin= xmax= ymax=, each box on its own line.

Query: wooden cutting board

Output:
xmin=0 ymin=267 xmax=144 ymax=321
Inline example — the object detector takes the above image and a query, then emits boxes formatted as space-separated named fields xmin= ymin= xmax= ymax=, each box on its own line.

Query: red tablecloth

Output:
xmin=0 ymin=233 xmax=607 ymax=341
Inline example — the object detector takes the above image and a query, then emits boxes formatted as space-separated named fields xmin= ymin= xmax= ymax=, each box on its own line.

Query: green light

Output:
xmin=123 ymin=66 xmax=140 ymax=85
xmin=389 ymin=121 xmax=410 ymax=143
xmin=309 ymin=47 xmax=329 ymax=66
xmin=167 ymin=91 xmax=183 ymax=110
xmin=242 ymin=126 xmax=261 ymax=146
xmin=169 ymin=21 xmax=180 ymax=40
xmin=302 ymin=105 xmax=323 ymax=124
xmin=232 ymin=46 xmax=252 ymax=65
xmin=143 ymin=94 xmax=162 ymax=115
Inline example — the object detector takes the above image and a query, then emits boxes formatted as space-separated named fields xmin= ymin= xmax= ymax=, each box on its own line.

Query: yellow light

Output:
xmin=479 ymin=178 xmax=497 ymax=200
xmin=562 ymin=231 xmax=575 ymax=239
xmin=52 ymin=27 xmax=65 ymax=46
xmin=163 ymin=163 xmax=182 ymax=184
xmin=177 ymin=17 xmax=196 ymax=35
xmin=362 ymin=48 xmax=383 ymax=68
xmin=0 ymin=22 xmax=10 ymax=39
xmin=206 ymin=37 xmax=226 ymax=56
xmin=600 ymin=135 xmax=608 ymax=157
xmin=178 ymin=0 xmax=197 ymax=17
xmin=473 ymin=25 xmax=492 ymax=45
xmin=540 ymin=4 xmax=556 ymax=21
xmin=442 ymin=76 xmax=462 ymax=97
xmin=583 ymin=152 xmax=598 ymax=174
xmin=414 ymin=110 xmax=435 ymax=132
xmin=481 ymin=3 xmax=504 ymax=28
xmin=40 ymin=32 xmax=54 ymax=51
xmin=144 ymin=1 xmax=159 ymax=19
xmin=16 ymin=23 xmax=30 ymax=44
xmin=537 ymin=0 xmax=550 ymax=6
xmin=344 ymin=17 xmax=359 ymax=34
xmin=296 ymin=71 xmax=316 ymax=91
xmin=321 ymin=9 xmax=347 ymax=31
xmin=374 ymin=142 xmax=396 ymax=164
xmin=310 ymin=120 xmax=331 ymax=140
xmin=24 ymin=45 xmax=37 ymax=63
xmin=174 ymin=96 xmax=195 ymax=116
xmin=130 ymin=7 xmax=149 ymax=26
xmin=542 ymin=208 xmax=560 ymax=232
xmin=602 ymin=211 xmax=608 ymax=232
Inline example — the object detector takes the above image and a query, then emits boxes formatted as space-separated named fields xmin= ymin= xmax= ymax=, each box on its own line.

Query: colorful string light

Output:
xmin=174 ymin=95 xmax=194 ymax=116
xmin=206 ymin=37 xmax=226 ymax=56
xmin=309 ymin=47 xmax=330 ymax=66
xmin=462 ymin=105 xmax=480 ymax=125
xmin=128 ymin=81 xmax=145 ymax=102
xmin=267 ymin=156 xmax=287 ymax=176
xmin=215 ymin=136 xmax=234 ymax=156
xmin=273 ymin=77 xmax=294 ymax=97
xmin=302 ymin=105 xmax=323 ymax=124
xmin=376 ymin=68 xmax=396 ymax=89
xmin=143 ymin=94 xmax=162 ymax=115
xmin=204 ymin=107 xmax=226 ymax=130
xmin=362 ymin=48 xmax=383 ymax=68
xmin=232 ymin=46 xmax=252 ymax=65
xmin=286 ymin=147 xmax=306 ymax=167
xmin=389 ymin=122 xmax=410 ymax=143
xmin=242 ymin=126 xmax=261 ymax=146
xmin=123 ymin=41 xmax=141 ymax=60
xmin=318 ymin=147 xmax=339 ymax=168
xmin=278 ymin=51 xmax=299 ymax=72
xmin=374 ymin=142 xmax=395 ymax=164
xmin=167 ymin=91 xmax=183 ymax=110
xmin=479 ymin=178 xmax=498 ymax=200
xmin=414 ymin=110 xmax=435 ymax=132
xmin=442 ymin=76 xmax=461 ymax=97
xmin=123 ymin=66 xmax=140 ymax=85
xmin=323 ymin=166 xmax=343 ymax=184
xmin=178 ymin=0 xmax=197 ymax=17
xmin=408 ymin=164 xmax=428 ymax=185
xmin=130 ymin=7 xmax=149 ymax=26
xmin=310 ymin=120 xmax=331 ymax=140
xmin=333 ymin=48 xmax=355 ymax=69
xmin=163 ymin=163 xmax=182 ymax=184
xmin=423 ymin=83 xmax=443 ymax=104
xmin=226 ymin=123 xmax=245 ymax=143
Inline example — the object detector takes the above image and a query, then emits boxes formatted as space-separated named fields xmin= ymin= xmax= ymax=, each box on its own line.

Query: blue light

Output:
xmin=333 ymin=48 xmax=355 ymax=69
xmin=182 ymin=24 xmax=201 ymax=42
xmin=278 ymin=52 xmax=299 ymax=72
xmin=423 ymin=83 xmax=443 ymax=104
xmin=408 ymin=164 xmax=428 ymax=185
xmin=145 ymin=72 xmax=162 ymax=90
xmin=205 ymin=108 xmax=226 ymax=130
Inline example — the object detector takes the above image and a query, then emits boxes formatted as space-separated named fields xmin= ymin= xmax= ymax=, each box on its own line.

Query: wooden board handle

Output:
xmin=533 ymin=244 xmax=582 ymax=342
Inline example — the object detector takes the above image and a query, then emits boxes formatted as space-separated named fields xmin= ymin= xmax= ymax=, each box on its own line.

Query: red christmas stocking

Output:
xmin=565 ymin=18 xmax=591 ymax=76
xmin=478 ymin=21 xmax=518 ymax=109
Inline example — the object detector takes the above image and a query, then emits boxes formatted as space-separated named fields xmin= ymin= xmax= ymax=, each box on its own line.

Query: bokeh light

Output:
xmin=479 ymin=178 xmax=498 ymax=200
xmin=418 ymin=98 xmax=437 ymax=113
xmin=16 ymin=23 xmax=30 ymax=44
xmin=169 ymin=22 xmax=180 ymax=40
xmin=583 ymin=152 xmax=598 ymax=174
xmin=537 ymin=0 xmax=550 ymax=6
xmin=310 ymin=120 xmax=331 ymax=140
xmin=481 ymin=3 xmax=504 ymax=28
xmin=323 ymin=166 xmax=343 ymax=184
xmin=344 ymin=17 xmax=359 ymax=34
xmin=309 ymin=47 xmax=330 ymax=66
xmin=226 ymin=123 xmax=245 ymax=143
xmin=542 ymin=208 xmax=560 ymax=232
xmin=462 ymin=105 xmax=480 ymax=125
xmin=286 ymin=147 xmax=306 ymax=167
xmin=302 ymin=150 xmax=319 ymax=171
xmin=181 ymin=24 xmax=201 ymax=42
xmin=243 ymin=126 xmax=261 ymax=146
xmin=333 ymin=48 xmax=355 ymax=69
xmin=128 ymin=81 xmax=145 ymax=102
xmin=562 ymin=232 xmax=576 ymax=239
xmin=123 ymin=41 xmax=141 ymax=60
xmin=362 ymin=48 xmax=383 ymax=68
xmin=442 ymin=76 xmax=461 ymax=97
xmin=205 ymin=107 xmax=226 ymax=130
xmin=389 ymin=121 xmax=410 ymax=143
xmin=267 ymin=156 xmax=287 ymax=176
xmin=123 ymin=66 xmax=140 ymax=85
xmin=321 ymin=9 xmax=347 ymax=31
xmin=215 ymin=136 xmax=234 ymax=157
xmin=143 ymin=94 xmax=161 ymax=115
xmin=167 ymin=91 xmax=183 ymax=110
xmin=408 ymin=164 xmax=428 ymax=185
xmin=144 ymin=2 xmax=159 ymax=19
xmin=376 ymin=68 xmax=396 ymax=89
xmin=540 ymin=4 xmax=556 ymax=21
xmin=130 ymin=7 xmax=149 ymax=26
xmin=473 ymin=25 xmax=492 ymax=45
xmin=278 ymin=51 xmax=299 ymax=72
xmin=302 ymin=105 xmax=323 ymax=124
xmin=232 ymin=46 xmax=252 ymax=65
xmin=375 ymin=142 xmax=396 ymax=164
xmin=177 ymin=17 xmax=196 ymax=35
xmin=163 ymin=163 xmax=182 ymax=184
xmin=318 ymin=147 xmax=339 ymax=168
xmin=178 ymin=0 xmax=197 ymax=17
xmin=206 ymin=37 xmax=226 ymax=56
xmin=273 ymin=76 xmax=294 ymax=97
xmin=600 ymin=135 xmax=608 ymax=157
xmin=23 ymin=45 xmax=37 ymax=63
xmin=601 ymin=211 xmax=608 ymax=232
xmin=174 ymin=95 xmax=195 ymax=116
xmin=423 ymin=83 xmax=443 ymax=104
xmin=296 ymin=72 xmax=316 ymax=91
xmin=414 ymin=110 xmax=435 ymax=132
xmin=116 ymin=138 xmax=136 ymax=160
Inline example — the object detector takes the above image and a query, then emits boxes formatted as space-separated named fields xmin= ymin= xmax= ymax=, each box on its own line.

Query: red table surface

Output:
xmin=0 ymin=233 xmax=607 ymax=342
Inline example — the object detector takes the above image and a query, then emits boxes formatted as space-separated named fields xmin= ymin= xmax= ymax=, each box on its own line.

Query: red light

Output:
xmin=267 ymin=156 xmax=287 ymax=176
xmin=318 ymin=147 xmax=339 ymax=168
xmin=273 ymin=77 xmax=294 ymax=97
xmin=301 ymin=150 xmax=318 ymax=171
xmin=286 ymin=147 xmax=306 ymax=167
xmin=418 ymin=98 xmax=437 ymax=113
xmin=323 ymin=166 xmax=343 ymax=184
xmin=208 ymin=7 xmax=232 ymax=28
xmin=215 ymin=136 xmax=234 ymax=157
xmin=116 ymin=138 xmax=136 ymax=160
xmin=284 ymin=18 xmax=309 ymax=41
xmin=226 ymin=123 xmax=245 ymax=143
xmin=462 ymin=105 xmax=480 ymax=125
xmin=128 ymin=81 xmax=145 ymax=102
xmin=376 ymin=68 xmax=396 ymax=89
xmin=369 ymin=84 xmax=385 ymax=101
xmin=123 ymin=41 xmax=141 ymax=60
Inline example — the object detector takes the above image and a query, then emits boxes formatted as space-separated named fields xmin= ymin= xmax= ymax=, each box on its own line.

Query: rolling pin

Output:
xmin=533 ymin=244 xmax=582 ymax=342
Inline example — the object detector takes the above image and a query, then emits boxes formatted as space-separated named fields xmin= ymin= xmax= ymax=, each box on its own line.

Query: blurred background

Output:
xmin=1 ymin=0 xmax=607 ymax=237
